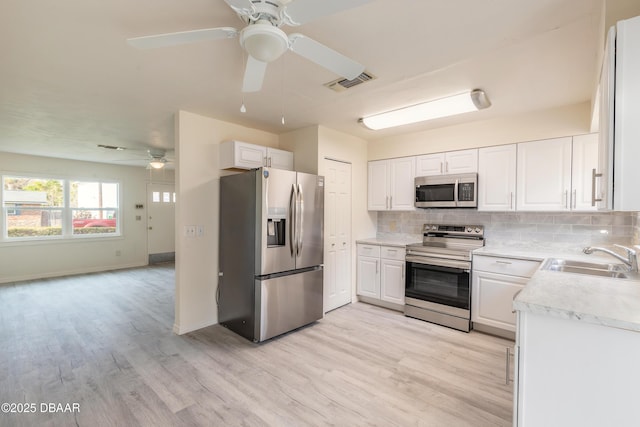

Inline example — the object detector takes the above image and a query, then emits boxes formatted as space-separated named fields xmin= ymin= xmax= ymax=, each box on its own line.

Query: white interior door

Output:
xmin=147 ymin=183 xmax=176 ymax=256
xmin=324 ymin=159 xmax=352 ymax=312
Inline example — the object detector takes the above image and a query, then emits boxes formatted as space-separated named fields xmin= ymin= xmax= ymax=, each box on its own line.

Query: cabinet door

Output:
xmin=368 ymin=160 xmax=390 ymax=211
xmin=415 ymin=153 xmax=445 ymax=176
xmin=219 ymin=140 xmax=267 ymax=169
xmin=380 ymin=258 xmax=405 ymax=305
xmin=445 ymin=149 xmax=478 ymax=174
xmin=472 ymin=271 xmax=527 ymax=332
xmin=234 ymin=141 xmax=267 ymax=169
xmin=571 ymin=134 xmax=598 ymax=211
xmin=516 ymin=137 xmax=572 ymax=211
xmin=597 ymin=26 xmax=615 ymax=211
xmin=357 ymin=255 xmax=380 ymax=298
xmin=389 ymin=157 xmax=415 ymax=210
xmin=478 ymin=145 xmax=516 ymax=211
xmin=267 ymin=148 xmax=293 ymax=171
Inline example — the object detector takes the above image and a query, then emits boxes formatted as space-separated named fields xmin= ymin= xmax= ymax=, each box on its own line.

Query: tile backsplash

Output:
xmin=378 ymin=210 xmax=639 ymax=249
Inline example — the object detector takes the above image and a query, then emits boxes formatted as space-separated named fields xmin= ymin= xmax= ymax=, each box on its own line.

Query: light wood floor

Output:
xmin=0 ymin=264 xmax=514 ymax=426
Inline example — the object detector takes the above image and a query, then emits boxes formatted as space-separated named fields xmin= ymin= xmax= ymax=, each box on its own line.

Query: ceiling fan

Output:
xmin=99 ymin=145 xmax=173 ymax=169
xmin=147 ymin=148 xmax=172 ymax=169
xmin=127 ymin=0 xmax=371 ymax=92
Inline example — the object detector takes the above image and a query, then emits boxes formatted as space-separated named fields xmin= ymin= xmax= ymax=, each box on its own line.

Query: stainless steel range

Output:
xmin=404 ymin=224 xmax=485 ymax=332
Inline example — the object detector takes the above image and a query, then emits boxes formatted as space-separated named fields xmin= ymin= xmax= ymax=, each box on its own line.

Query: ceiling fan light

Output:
xmin=360 ymin=89 xmax=491 ymax=130
xmin=149 ymin=160 xmax=166 ymax=169
xmin=240 ymin=23 xmax=289 ymax=63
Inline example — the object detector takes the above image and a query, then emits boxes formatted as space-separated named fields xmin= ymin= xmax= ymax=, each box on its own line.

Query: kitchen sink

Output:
xmin=541 ymin=258 xmax=630 ymax=279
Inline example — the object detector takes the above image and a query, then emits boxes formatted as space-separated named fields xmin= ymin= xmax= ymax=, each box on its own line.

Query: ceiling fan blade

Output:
xmin=222 ymin=0 xmax=256 ymax=16
xmin=283 ymin=0 xmax=372 ymax=26
xmin=288 ymin=33 xmax=364 ymax=80
xmin=242 ymin=55 xmax=268 ymax=93
xmin=127 ymin=27 xmax=238 ymax=49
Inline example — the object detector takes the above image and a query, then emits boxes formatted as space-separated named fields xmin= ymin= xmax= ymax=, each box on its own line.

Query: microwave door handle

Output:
xmin=454 ymin=179 xmax=459 ymax=206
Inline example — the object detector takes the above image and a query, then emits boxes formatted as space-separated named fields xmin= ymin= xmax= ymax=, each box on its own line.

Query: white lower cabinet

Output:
xmin=514 ymin=311 xmax=640 ymax=426
xmin=357 ymin=243 xmax=405 ymax=310
xmin=472 ymin=255 xmax=540 ymax=336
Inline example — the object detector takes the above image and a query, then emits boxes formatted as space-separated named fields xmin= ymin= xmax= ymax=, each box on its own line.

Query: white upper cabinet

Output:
xmin=517 ymin=137 xmax=573 ymax=211
xmin=478 ymin=144 xmax=516 ymax=211
xmin=219 ymin=140 xmax=293 ymax=171
xmin=516 ymin=136 xmax=597 ymax=211
xmin=571 ymin=134 xmax=599 ymax=211
xmin=367 ymin=160 xmax=390 ymax=211
xmin=368 ymin=158 xmax=415 ymax=211
xmin=415 ymin=149 xmax=478 ymax=176
xmin=598 ymin=16 xmax=640 ymax=211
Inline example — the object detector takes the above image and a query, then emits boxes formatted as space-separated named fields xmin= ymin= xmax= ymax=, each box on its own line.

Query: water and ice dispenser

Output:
xmin=266 ymin=207 xmax=287 ymax=247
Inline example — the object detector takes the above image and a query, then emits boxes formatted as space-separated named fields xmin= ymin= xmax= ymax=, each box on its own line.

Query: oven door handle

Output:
xmin=406 ymin=255 xmax=470 ymax=272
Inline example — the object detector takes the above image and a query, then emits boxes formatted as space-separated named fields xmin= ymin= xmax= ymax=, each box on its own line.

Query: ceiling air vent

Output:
xmin=97 ymin=144 xmax=126 ymax=151
xmin=324 ymin=71 xmax=375 ymax=92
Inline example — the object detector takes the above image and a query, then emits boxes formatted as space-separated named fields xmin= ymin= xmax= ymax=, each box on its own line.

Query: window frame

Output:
xmin=1 ymin=173 xmax=122 ymax=242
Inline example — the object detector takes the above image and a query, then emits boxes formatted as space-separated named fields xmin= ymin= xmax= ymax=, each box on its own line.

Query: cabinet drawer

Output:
xmin=473 ymin=255 xmax=541 ymax=277
xmin=357 ymin=244 xmax=381 ymax=257
xmin=380 ymin=246 xmax=406 ymax=261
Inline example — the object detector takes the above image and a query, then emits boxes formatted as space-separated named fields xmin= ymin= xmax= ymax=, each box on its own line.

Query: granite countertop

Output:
xmin=478 ymin=244 xmax=640 ymax=332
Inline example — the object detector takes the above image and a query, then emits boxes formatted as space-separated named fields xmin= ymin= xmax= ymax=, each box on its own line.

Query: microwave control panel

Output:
xmin=458 ymin=183 xmax=475 ymax=201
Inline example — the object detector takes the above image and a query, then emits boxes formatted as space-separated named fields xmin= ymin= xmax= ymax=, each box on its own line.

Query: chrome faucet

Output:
xmin=583 ymin=244 xmax=639 ymax=272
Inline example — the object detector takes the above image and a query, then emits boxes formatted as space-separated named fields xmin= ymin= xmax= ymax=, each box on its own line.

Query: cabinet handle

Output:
xmin=264 ymin=156 xmax=268 ymax=167
xmin=376 ymin=260 xmax=379 ymax=274
xmin=440 ymin=162 xmax=443 ymax=174
xmin=385 ymin=196 xmax=389 ymax=210
xmin=390 ymin=196 xmax=393 ymax=209
xmin=495 ymin=260 xmax=512 ymax=265
xmin=591 ymin=168 xmax=603 ymax=207
xmin=445 ymin=161 xmax=449 ymax=173
xmin=268 ymin=157 xmax=272 ymax=167
xmin=506 ymin=347 xmax=511 ymax=385
xmin=510 ymin=192 xmax=514 ymax=210
xmin=572 ymin=189 xmax=577 ymax=209
xmin=564 ymin=190 xmax=569 ymax=209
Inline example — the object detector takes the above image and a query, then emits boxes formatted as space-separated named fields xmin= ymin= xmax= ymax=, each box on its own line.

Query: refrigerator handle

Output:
xmin=289 ymin=184 xmax=296 ymax=257
xmin=297 ymin=183 xmax=303 ymax=256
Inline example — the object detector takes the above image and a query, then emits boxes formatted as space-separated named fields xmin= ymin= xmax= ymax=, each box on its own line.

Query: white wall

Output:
xmin=368 ymin=102 xmax=591 ymax=160
xmin=279 ymin=126 xmax=319 ymax=174
xmin=0 ymin=152 xmax=173 ymax=283
xmin=174 ymin=110 xmax=278 ymax=335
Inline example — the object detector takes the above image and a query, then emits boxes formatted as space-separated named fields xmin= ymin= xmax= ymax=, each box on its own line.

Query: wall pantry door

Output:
xmin=147 ymin=183 xmax=176 ymax=257
xmin=324 ymin=159 xmax=352 ymax=312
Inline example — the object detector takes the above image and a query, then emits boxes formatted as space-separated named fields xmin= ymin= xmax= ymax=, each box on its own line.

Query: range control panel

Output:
xmin=422 ymin=224 xmax=484 ymax=237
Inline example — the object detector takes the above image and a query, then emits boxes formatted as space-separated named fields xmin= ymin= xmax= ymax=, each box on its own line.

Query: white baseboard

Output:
xmin=173 ymin=318 xmax=218 ymax=335
xmin=0 ymin=261 xmax=149 ymax=285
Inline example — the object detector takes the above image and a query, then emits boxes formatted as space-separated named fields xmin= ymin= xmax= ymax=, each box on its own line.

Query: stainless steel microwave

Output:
xmin=415 ymin=173 xmax=478 ymax=208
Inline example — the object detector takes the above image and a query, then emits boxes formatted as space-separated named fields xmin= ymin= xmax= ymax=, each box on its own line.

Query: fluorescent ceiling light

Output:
xmin=359 ymin=89 xmax=491 ymax=130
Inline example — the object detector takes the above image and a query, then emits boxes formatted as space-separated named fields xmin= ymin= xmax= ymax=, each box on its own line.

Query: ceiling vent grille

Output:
xmin=324 ymin=71 xmax=375 ymax=92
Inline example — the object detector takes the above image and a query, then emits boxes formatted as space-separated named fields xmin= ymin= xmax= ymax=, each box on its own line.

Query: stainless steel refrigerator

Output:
xmin=219 ymin=167 xmax=324 ymax=342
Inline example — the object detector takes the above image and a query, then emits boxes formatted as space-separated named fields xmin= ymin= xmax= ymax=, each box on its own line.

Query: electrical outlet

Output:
xmin=197 ymin=225 xmax=204 ymax=236
xmin=184 ymin=225 xmax=196 ymax=237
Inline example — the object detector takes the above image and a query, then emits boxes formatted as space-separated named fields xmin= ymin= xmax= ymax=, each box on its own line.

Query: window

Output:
xmin=70 ymin=181 xmax=119 ymax=236
xmin=2 ymin=175 xmax=120 ymax=240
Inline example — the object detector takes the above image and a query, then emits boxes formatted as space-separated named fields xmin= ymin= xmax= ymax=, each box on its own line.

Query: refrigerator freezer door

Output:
xmin=258 ymin=168 xmax=297 ymax=275
xmin=295 ymin=172 xmax=325 ymax=269
xmin=256 ymin=267 xmax=323 ymax=342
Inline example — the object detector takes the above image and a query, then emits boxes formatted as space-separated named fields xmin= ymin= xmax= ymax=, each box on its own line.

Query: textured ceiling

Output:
xmin=0 ymin=0 xmax=604 ymax=167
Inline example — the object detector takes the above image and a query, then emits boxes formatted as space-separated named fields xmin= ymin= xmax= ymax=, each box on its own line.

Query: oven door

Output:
xmin=405 ymin=256 xmax=470 ymax=310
